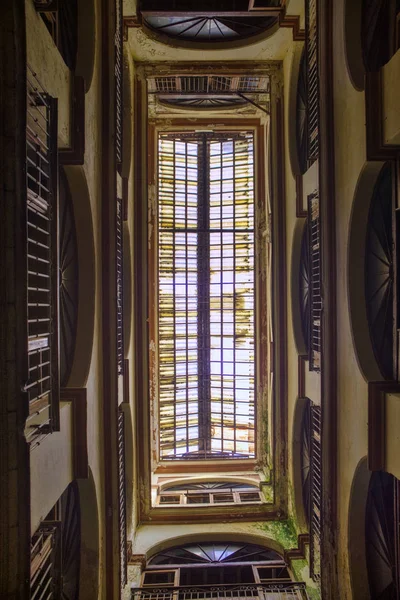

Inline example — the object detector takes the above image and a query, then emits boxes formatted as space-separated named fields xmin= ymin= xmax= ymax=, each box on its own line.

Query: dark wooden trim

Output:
xmin=319 ymin=0 xmax=338 ymax=595
xmin=295 ymin=174 xmax=306 ymax=217
xmin=365 ymin=70 xmax=400 ymax=161
xmin=280 ymin=14 xmax=306 ymax=41
xmin=59 ymin=76 xmax=85 ymax=166
xmin=123 ymin=358 xmax=130 ymax=404
xmin=284 ymin=533 xmax=310 ymax=562
xmin=60 ymin=388 xmax=88 ymax=479
xmin=298 ymin=355 xmax=307 ymax=398
xmin=368 ymin=381 xmax=400 ymax=471
xmin=122 ymin=176 xmax=129 ymax=221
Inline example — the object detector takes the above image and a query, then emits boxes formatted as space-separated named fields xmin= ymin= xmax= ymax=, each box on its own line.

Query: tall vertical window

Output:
xmin=158 ymin=132 xmax=255 ymax=460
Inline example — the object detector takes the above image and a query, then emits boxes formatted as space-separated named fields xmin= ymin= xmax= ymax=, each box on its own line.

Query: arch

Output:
xmin=77 ymin=468 xmax=100 ymax=599
xmin=291 ymin=218 xmax=308 ymax=356
xmin=76 ymin=0 xmax=96 ymax=92
xmin=121 ymin=48 xmax=133 ymax=178
xmin=288 ymin=43 xmax=306 ymax=177
xmin=145 ymin=533 xmax=286 ymax=564
xmin=148 ymin=542 xmax=284 ymax=565
xmin=123 ymin=224 xmax=132 ymax=357
xmin=343 ymin=0 xmax=365 ymax=91
xmin=63 ymin=166 xmax=96 ymax=388
xmin=140 ymin=19 xmax=280 ymax=52
xmin=348 ymin=161 xmax=387 ymax=382
xmin=348 ymin=457 xmax=370 ymax=600
xmin=292 ymin=397 xmax=310 ymax=533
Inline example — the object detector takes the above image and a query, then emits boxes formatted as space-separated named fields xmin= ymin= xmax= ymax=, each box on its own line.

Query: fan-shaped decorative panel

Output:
xmin=60 ymin=482 xmax=81 ymax=600
xmin=296 ymin=50 xmax=308 ymax=175
xmin=299 ymin=223 xmax=310 ymax=353
xmin=301 ymin=404 xmax=311 ymax=528
xmin=365 ymin=163 xmax=394 ymax=380
xmin=164 ymin=482 xmax=259 ymax=491
xmin=365 ymin=471 xmax=400 ymax=599
xmin=143 ymin=15 xmax=277 ymax=43
xmin=59 ymin=169 xmax=79 ymax=387
xmin=149 ymin=543 xmax=283 ymax=565
xmin=159 ymin=95 xmax=247 ymax=109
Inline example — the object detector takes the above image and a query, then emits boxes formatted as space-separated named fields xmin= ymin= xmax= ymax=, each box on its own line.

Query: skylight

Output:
xmin=158 ymin=131 xmax=255 ymax=459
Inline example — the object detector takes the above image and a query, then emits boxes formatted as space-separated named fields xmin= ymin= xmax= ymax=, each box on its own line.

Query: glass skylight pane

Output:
xmin=158 ymin=132 xmax=255 ymax=460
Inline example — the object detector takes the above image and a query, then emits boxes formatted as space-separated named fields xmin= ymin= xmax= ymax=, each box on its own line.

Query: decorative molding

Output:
xmin=284 ymin=533 xmax=310 ymax=563
xmin=59 ymin=76 xmax=85 ymax=166
xmin=128 ymin=553 xmax=146 ymax=568
xmin=60 ymin=388 xmax=88 ymax=479
xmin=365 ymin=70 xmax=400 ymax=160
xmin=280 ymin=14 xmax=306 ymax=41
xmin=123 ymin=15 xmax=140 ymax=42
xmin=368 ymin=381 xmax=400 ymax=471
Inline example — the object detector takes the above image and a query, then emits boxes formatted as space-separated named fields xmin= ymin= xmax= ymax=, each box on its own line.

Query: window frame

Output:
xmin=148 ymin=119 xmax=269 ymax=470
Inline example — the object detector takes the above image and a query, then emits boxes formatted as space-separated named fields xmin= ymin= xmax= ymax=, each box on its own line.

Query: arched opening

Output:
xmin=77 ymin=469 xmax=100 ymax=599
xmin=291 ymin=219 xmax=309 ymax=356
xmin=295 ymin=49 xmax=308 ymax=176
xmin=361 ymin=0 xmax=400 ymax=72
xmin=76 ymin=0 xmax=96 ymax=92
xmin=62 ymin=166 xmax=96 ymax=388
xmin=348 ymin=457 xmax=370 ymax=600
xmin=344 ymin=0 xmax=365 ymax=90
xmin=123 ymin=224 xmax=132 ymax=357
xmin=348 ymin=161 xmax=388 ymax=382
xmin=292 ymin=397 xmax=310 ymax=533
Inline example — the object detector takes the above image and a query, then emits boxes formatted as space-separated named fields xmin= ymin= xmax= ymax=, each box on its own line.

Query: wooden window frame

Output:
xmin=148 ymin=120 xmax=268 ymax=470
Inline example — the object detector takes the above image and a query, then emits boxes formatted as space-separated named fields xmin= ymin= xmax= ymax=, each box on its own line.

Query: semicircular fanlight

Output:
xmin=365 ymin=163 xmax=393 ymax=380
xmin=149 ymin=542 xmax=283 ymax=565
xmin=164 ymin=482 xmax=259 ymax=491
xmin=362 ymin=0 xmax=400 ymax=71
xmin=299 ymin=222 xmax=310 ymax=353
xmin=59 ymin=169 xmax=79 ymax=387
xmin=296 ymin=50 xmax=308 ymax=175
xmin=143 ymin=15 xmax=277 ymax=44
xmin=159 ymin=95 xmax=247 ymax=110
xmin=301 ymin=403 xmax=311 ymax=528
xmin=60 ymin=482 xmax=81 ymax=600
xmin=365 ymin=471 xmax=400 ymax=599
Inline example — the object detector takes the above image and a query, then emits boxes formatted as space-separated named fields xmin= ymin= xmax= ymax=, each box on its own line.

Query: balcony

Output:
xmin=132 ymin=583 xmax=310 ymax=600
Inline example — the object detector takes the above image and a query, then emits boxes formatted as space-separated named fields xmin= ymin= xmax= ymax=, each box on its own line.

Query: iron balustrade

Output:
xmin=118 ymin=410 xmax=128 ymax=588
xmin=307 ymin=191 xmax=321 ymax=372
xmin=309 ymin=404 xmax=322 ymax=583
xmin=26 ymin=67 xmax=59 ymax=439
xmin=30 ymin=523 xmax=61 ymax=599
xmin=116 ymin=196 xmax=124 ymax=374
xmin=131 ymin=583 xmax=310 ymax=600
xmin=305 ymin=0 xmax=319 ymax=162
xmin=115 ymin=0 xmax=123 ymax=166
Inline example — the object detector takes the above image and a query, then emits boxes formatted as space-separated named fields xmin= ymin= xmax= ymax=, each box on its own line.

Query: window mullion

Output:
xmin=197 ymin=135 xmax=211 ymax=454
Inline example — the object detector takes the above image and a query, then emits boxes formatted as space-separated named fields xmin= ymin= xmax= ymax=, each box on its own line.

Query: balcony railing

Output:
xmin=30 ymin=523 xmax=61 ymax=598
xmin=118 ymin=410 xmax=127 ymax=588
xmin=115 ymin=0 xmax=123 ymax=166
xmin=116 ymin=196 xmax=124 ymax=374
xmin=307 ymin=191 xmax=321 ymax=372
xmin=132 ymin=583 xmax=310 ymax=600
xmin=26 ymin=67 xmax=59 ymax=439
xmin=309 ymin=404 xmax=322 ymax=582
xmin=305 ymin=0 xmax=319 ymax=162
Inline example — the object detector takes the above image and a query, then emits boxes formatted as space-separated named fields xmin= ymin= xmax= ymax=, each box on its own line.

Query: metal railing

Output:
xmin=309 ymin=404 xmax=322 ymax=582
xmin=305 ymin=0 xmax=319 ymax=162
xmin=132 ymin=583 xmax=310 ymax=600
xmin=30 ymin=523 xmax=60 ymax=599
xmin=116 ymin=196 xmax=124 ymax=374
xmin=307 ymin=191 xmax=321 ymax=372
xmin=26 ymin=67 xmax=59 ymax=439
xmin=118 ymin=410 xmax=127 ymax=588
xmin=115 ymin=0 xmax=123 ymax=166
